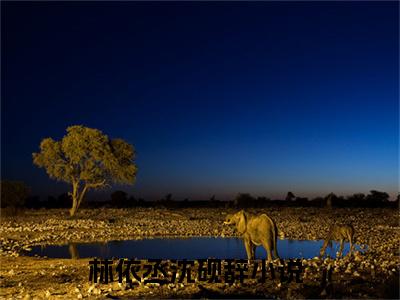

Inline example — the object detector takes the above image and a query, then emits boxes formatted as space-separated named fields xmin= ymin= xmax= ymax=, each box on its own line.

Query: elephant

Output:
xmin=223 ymin=210 xmax=279 ymax=262
xmin=319 ymin=224 xmax=354 ymax=258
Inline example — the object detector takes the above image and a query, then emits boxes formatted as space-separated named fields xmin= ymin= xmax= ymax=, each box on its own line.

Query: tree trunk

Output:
xmin=69 ymin=180 xmax=105 ymax=216
xmin=69 ymin=181 xmax=79 ymax=217
xmin=69 ymin=182 xmax=89 ymax=217
xmin=70 ymin=195 xmax=79 ymax=217
xmin=77 ymin=185 xmax=88 ymax=210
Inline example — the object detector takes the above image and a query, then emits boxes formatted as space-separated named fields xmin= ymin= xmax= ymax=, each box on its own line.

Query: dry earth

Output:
xmin=0 ymin=207 xmax=399 ymax=299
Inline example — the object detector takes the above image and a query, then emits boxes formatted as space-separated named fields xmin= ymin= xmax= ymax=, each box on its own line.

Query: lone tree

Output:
xmin=33 ymin=125 xmax=137 ymax=216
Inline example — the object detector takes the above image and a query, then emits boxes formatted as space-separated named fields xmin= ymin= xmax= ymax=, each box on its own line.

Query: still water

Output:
xmin=26 ymin=237 xmax=361 ymax=259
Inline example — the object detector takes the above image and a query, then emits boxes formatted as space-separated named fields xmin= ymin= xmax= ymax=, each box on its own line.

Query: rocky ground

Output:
xmin=0 ymin=207 xmax=399 ymax=299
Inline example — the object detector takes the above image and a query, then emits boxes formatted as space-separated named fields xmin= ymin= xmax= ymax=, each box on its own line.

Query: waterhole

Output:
xmin=26 ymin=237 xmax=363 ymax=259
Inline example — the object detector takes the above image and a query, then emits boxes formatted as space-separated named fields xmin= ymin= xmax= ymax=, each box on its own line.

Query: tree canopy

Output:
xmin=33 ymin=125 xmax=137 ymax=216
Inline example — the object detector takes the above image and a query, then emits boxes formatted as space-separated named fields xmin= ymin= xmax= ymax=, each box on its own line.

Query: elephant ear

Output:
xmin=237 ymin=210 xmax=247 ymax=234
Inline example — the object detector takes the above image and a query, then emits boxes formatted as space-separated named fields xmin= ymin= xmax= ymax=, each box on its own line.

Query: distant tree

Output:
xmin=345 ymin=193 xmax=365 ymax=207
xmin=137 ymin=198 xmax=146 ymax=207
xmin=157 ymin=193 xmax=173 ymax=207
xmin=295 ymin=197 xmax=309 ymax=206
xmin=366 ymin=190 xmax=390 ymax=206
xmin=163 ymin=193 xmax=173 ymax=202
xmin=210 ymin=195 xmax=216 ymax=202
xmin=46 ymin=196 xmax=57 ymax=208
xmin=127 ymin=196 xmax=138 ymax=208
xmin=57 ymin=193 xmax=72 ymax=208
xmin=310 ymin=197 xmax=324 ymax=207
xmin=256 ymin=196 xmax=270 ymax=208
xmin=33 ymin=125 xmax=137 ymax=216
xmin=285 ymin=192 xmax=295 ymax=202
xmin=25 ymin=195 xmax=41 ymax=209
xmin=234 ymin=193 xmax=255 ymax=208
xmin=348 ymin=193 xmax=365 ymax=201
xmin=335 ymin=195 xmax=346 ymax=207
xmin=111 ymin=190 xmax=128 ymax=207
xmin=1 ymin=180 xmax=29 ymax=209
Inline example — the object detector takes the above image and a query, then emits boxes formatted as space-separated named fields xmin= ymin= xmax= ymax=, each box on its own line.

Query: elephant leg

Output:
xmin=262 ymin=240 xmax=273 ymax=262
xmin=338 ymin=239 xmax=344 ymax=258
xmin=348 ymin=236 xmax=353 ymax=256
xmin=251 ymin=244 xmax=257 ymax=260
xmin=244 ymin=237 xmax=252 ymax=261
xmin=273 ymin=239 xmax=279 ymax=259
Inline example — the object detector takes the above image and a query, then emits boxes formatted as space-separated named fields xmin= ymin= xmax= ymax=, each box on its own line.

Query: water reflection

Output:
xmin=68 ymin=243 xmax=79 ymax=259
xmin=28 ymin=237 xmax=363 ymax=259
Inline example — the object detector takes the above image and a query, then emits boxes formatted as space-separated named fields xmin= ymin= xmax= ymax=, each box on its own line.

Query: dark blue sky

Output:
xmin=2 ymin=2 xmax=398 ymax=200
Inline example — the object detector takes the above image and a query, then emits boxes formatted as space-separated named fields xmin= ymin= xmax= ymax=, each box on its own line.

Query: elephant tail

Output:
xmin=273 ymin=222 xmax=279 ymax=258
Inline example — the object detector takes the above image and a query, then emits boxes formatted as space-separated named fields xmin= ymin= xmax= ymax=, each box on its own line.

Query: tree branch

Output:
xmin=86 ymin=179 xmax=107 ymax=189
xmin=77 ymin=184 xmax=88 ymax=208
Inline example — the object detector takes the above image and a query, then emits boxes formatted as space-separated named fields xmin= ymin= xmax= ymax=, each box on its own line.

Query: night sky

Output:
xmin=2 ymin=2 xmax=398 ymax=200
